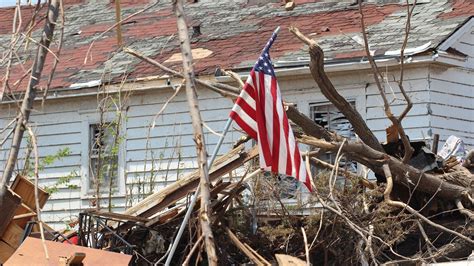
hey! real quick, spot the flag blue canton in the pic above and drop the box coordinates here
[253,30,278,77]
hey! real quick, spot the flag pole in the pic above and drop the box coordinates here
[165,117,233,266]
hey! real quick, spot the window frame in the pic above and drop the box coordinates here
[306,97,368,179]
[80,111,126,198]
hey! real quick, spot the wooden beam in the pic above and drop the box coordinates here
[0,240,15,264]
[224,227,270,266]
[0,189,21,238]
[1,222,23,249]
[85,210,149,223]
[13,213,36,221]
[67,252,86,266]
[11,175,49,210]
[275,254,306,266]
[124,144,258,218]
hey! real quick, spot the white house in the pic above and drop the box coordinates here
[0,0,472,229]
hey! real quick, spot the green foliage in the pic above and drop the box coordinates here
[44,170,79,194]
[25,147,79,195]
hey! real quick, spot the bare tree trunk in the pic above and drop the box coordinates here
[173,0,217,265]
[299,135,472,202]
[289,27,383,153]
[0,0,60,210]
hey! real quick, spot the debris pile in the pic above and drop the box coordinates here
[0,175,50,264]
[49,118,473,265]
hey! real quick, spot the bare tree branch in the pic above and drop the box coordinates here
[289,26,383,152]
[173,0,217,264]
[358,1,414,163]
[1,0,60,191]
[382,164,473,244]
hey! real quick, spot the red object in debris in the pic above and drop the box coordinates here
[64,235,79,245]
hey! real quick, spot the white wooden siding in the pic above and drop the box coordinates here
[428,65,474,148]
[1,63,470,229]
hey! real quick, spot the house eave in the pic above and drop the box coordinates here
[215,53,453,83]
[0,51,467,105]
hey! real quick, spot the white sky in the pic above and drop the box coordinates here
[0,0,44,7]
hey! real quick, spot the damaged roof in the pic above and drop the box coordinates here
[0,0,472,97]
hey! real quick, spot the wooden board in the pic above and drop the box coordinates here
[0,240,15,264]
[0,188,21,237]
[275,254,306,266]
[124,144,258,218]
[11,175,49,210]
[13,204,35,229]
[5,237,132,266]
[1,222,23,249]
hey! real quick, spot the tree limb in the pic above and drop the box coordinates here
[173,0,217,264]
[1,0,60,200]
[382,164,473,244]
[358,2,414,162]
[289,26,383,153]
[298,135,472,202]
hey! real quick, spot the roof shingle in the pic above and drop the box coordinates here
[0,0,471,96]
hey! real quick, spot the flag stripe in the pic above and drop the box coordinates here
[256,71,272,167]
[230,111,258,139]
[228,29,312,192]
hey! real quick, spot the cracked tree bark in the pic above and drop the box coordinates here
[0,0,60,223]
[173,0,217,265]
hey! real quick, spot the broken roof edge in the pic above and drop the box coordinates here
[1,36,469,105]
[0,51,461,104]
[437,16,474,52]
[216,52,444,83]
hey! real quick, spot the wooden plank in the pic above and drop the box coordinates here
[126,119,230,140]
[145,181,232,227]
[124,144,258,218]
[431,116,474,134]
[430,91,474,109]
[366,103,428,120]
[430,78,473,97]
[0,240,15,264]
[13,213,36,221]
[67,252,86,265]
[430,104,474,122]
[1,222,23,249]
[85,210,149,223]
[13,203,36,229]
[366,91,429,107]
[0,189,21,237]
[127,97,232,118]
[225,227,270,266]
[11,175,49,210]
[367,115,430,132]
[275,254,306,266]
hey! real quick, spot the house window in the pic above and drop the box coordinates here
[309,101,357,171]
[310,101,355,139]
[88,123,119,192]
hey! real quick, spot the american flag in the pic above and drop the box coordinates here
[229,28,312,191]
